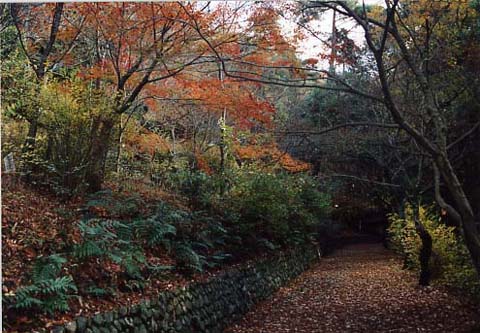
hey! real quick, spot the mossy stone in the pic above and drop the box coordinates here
[92,314,103,326]
[76,317,88,333]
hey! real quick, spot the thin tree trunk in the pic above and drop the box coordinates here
[171,127,176,157]
[219,135,225,172]
[116,114,123,175]
[329,9,337,74]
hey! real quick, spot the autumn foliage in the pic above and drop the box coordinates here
[235,141,311,173]
[2,2,328,332]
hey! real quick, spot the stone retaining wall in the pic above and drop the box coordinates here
[49,246,318,333]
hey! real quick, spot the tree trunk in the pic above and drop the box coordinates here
[413,204,432,286]
[436,156,480,277]
[460,212,480,276]
[22,118,39,153]
[418,227,432,286]
[219,141,225,172]
[329,9,337,74]
[116,115,123,175]
[85,117,115,193]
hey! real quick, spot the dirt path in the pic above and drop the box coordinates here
[224,243,480,333]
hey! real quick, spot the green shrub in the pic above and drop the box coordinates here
[11,255,77,315]
[388,205,480,296]
[222,168,331,248]
[3,75,116,197]
[167,169,228,208]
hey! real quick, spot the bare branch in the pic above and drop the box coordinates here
[276,122,399,136]
[447,122,480,150]
[322,174,401,188]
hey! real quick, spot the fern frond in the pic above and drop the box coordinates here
[32,254,67,283]
[13,276,77,314]
[115,221,134,241]
[38,276,77,294]
[148,221,176,246]
[85,286,111,297]
[42,296,70,314]
[175,243,204,272]
[14,294,43,309]
[74,240,105,258]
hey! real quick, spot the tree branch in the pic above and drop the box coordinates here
[323,174,401,188]
[276,122,399,136]
[433,163,462,226]
[447,122,480,150]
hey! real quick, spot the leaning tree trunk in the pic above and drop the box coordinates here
[436,155,480,278]
[85,117,115,193]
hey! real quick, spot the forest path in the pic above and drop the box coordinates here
[224,243,480,333]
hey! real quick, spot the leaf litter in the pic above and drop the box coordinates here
[225,243,480,333]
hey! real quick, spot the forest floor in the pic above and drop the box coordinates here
[224,243,480,333]
[1,182,271,332]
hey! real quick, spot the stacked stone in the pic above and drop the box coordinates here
[46,246,317,333]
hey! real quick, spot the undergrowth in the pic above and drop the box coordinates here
[388,205,480,298]
[5,168,333,318]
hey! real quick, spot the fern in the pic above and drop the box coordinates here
[75,203,229,280]
[116,247,146,279]
[155,202,189,224]
[85,285,112,297]
[116,221,134,242]
[32,255,67,283]
[75,218,147,279]
[210,253,232,262]
[77,219,117,241]
[39,276,77,294]
[256,238,277,250]
[74,240,105,259]
[85,190,144,218]
[14,291,43,310]
[14,277,77,315]
[174,242,205,273]
[74,219,126,259]
[85,189,114,211]
[132,203,179,248]
[42,297,70,313]
[14,285,42,309]
[134,217,176,247]
[14,254,77,314]
[148,264,175,275]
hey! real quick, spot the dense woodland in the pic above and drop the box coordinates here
[1,1,480,332]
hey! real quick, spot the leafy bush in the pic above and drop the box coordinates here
[166,169,228,208]
[222,168,331,248]
[388,205,480,296]
[12,255,77,314]
[4,75,116,197]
